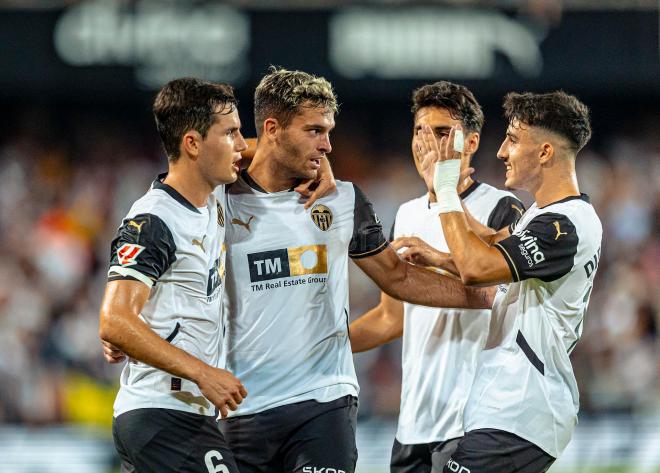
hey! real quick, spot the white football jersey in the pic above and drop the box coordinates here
[393,182,524,445]
[223,171,387,416]
[107,175,227,417]
[465,194,602,458]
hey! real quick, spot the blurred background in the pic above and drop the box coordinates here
[0,1,658,472]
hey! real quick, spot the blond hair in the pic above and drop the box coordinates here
[254,67,338,135]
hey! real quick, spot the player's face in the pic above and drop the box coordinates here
[277,106,334,181]
[412,107,471,179]
[199,107,247,186]
[497,119,542,192]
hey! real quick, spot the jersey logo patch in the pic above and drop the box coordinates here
[310,204,333,231]
[116,243,145,266]
[192,235,207,253]
[127,220,145,232]
[553,221,568,240]
[231,215,254,232]
[217,202,225,227]
[511,204,524,217]
[248,245,327,283]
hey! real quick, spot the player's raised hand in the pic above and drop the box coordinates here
[296,156,337,209]
[196,366,248,419]
[101,340,127,363]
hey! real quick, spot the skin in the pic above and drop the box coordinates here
[351,106,477,352]
[417,119,580,286]
[99,106,249,418]
[247,104,495,323]
[242,136,337,209]
[248,105,334,193]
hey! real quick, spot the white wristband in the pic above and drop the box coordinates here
[433,160,463,214]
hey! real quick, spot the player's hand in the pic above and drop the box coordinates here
[101,340,127,363]
[391,236,457,274]
[417,125,474,195]
[296,157,337,209]
[196,366,248,419]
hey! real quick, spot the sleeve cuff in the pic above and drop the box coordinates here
[108,266,154,288]
[494,243,520,282]
[349,240,388,259]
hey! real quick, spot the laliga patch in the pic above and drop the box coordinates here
[116,243,145,266]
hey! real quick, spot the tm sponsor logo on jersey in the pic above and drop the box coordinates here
[206,256,225,302]
[248,244,327,291]
[517,229,545,266]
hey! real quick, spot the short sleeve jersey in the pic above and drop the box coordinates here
[222,172,387,416]
[464,194,602,458]
[107,176,227,417]
[392,181,524,444]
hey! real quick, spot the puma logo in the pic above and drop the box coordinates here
[553,221,568,240]
[128,220,145,232]
[231,216,254,232]
[511,204,524,217]
[192,235,207,252]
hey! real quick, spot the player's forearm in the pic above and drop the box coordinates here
[440,212,498,285]
[384,263,493,309]
[99,310,206,384]
[349,306,402,353]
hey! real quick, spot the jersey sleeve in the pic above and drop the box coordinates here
[494,212,578,283]
[107,213,177,287]
[348,184,388,259]
[388,218,396,242]
[487,196,526,231]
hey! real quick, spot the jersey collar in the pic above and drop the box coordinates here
[538,193,591,209]
[241,169,298,193]
[152,173,201,214]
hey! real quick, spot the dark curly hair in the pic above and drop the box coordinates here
[411,81,484,134]
[503,91,592,152]
[153,77,237,161]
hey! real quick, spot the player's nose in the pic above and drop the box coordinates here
[236,132,248,152]
[318,134,332,154]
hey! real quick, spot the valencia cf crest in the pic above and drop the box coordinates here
[217,202,225,227]
[310,204,333,231]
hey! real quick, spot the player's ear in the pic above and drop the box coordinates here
[181,130,202,159]
[464,131,480,156]
[263,118,280,142]
[539,142,554,165]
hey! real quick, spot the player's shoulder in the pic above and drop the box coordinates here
[125,187,170,218]
[534,194,601,229]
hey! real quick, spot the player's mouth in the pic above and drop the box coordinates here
[309,157,322,169]
[505,163,513,178]
[232,156,242,173]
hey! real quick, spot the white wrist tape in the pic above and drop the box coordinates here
[453,129,464,153]
[433,160,463,213]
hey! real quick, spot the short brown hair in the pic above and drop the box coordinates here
[153,77,237,161]
[412,81,485,133]
[254,67,338,136]
[503,91,592,152]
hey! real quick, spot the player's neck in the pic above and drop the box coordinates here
[534,172,580,208]
[163,170,211,208]
[248,150,297,193]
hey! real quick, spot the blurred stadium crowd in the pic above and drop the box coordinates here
[0,102,658,432]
